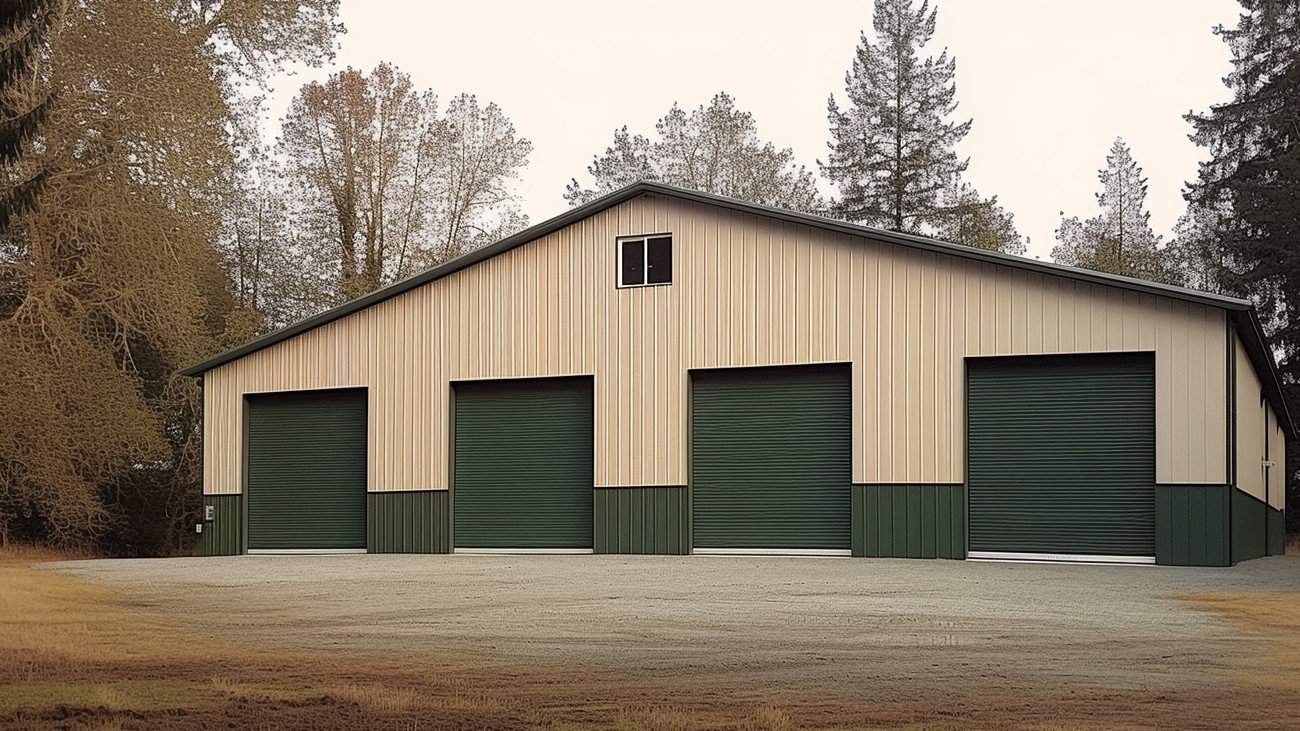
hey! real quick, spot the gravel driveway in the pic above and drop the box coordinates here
[47,553,1300,699]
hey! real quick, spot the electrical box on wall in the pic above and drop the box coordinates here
[204,505,215,521]
[195,523,203,534]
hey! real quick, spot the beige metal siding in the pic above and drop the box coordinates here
[1235,333,1268,501]
[1269,412,1286,510]
[203,193,1229,494]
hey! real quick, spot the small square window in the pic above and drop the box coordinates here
[617,235,672,288]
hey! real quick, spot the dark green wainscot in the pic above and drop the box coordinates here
[1155,484,1230,567]
[367,490,451,553]
[594,486,689,555]
[1268,505,1286,556]
[200,494,243,556]
[1231,488,1269,563]
[851,485,965,559]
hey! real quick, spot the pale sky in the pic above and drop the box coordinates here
[264,0,1238,261]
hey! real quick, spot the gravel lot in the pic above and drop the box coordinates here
[47,553,1300,699]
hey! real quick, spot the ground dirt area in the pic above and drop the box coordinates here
[4,552,1300,730]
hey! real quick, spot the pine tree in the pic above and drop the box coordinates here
[566,92,821,212]
[821,0,970,232]
[1052,138,1163,279]
[0,0,57,233]
[1186,0,1300,362]
[934,180,1026,255]
[1184,1,1300,526]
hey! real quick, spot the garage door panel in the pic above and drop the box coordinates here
[454,378,593,549]
[691,365,851,550]
[246,389,367,551]
[967,354,1155,557]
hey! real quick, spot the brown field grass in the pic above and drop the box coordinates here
[4,547,1300,730]
[1184,590,1300,692]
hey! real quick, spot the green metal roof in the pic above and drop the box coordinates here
[181,181,1293,437]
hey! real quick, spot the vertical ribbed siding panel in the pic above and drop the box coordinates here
[850,485,964,559]
[1269,417,1287,510]
[1232,488,1268,562]
[593,487,689,554]
[200,495,242,556]
[203,194,1234,499]
[1268,507,1285,556]
[367,491,450,553]
[1235,332,1270,505]
[1155,485,1229,566]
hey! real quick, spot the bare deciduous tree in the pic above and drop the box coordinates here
[0,0,342,549]
[278,67,531,301]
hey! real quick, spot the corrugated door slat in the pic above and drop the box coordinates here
[454,377,593,548]
[967,354,1155,556]
[691,365,851,549]
[246,389,367,550]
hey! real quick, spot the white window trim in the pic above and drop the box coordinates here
[616,233,671,288]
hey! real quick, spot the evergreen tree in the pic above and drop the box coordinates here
[1163,199,1234,292]
[934,180,1026,255]
[1186,0,1300,362]
[0,0,57,233]
[566,92,821,212]
[1052,138,1164,279]
[821,0,970,232]
[1184,0,1300,528]
[0,0,343,550]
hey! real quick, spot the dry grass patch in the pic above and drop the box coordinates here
[1184,590,1300,691]
[327,682,421,712]
[608,705,697,731]
[209,675,316,703]
[0,550,219,681]
[0,680,219,714]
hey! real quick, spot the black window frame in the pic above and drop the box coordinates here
[616,233,672,288]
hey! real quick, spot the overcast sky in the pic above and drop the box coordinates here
[264,0,1239,261]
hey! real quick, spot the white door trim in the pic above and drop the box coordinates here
[968,551,1155,565]
[453,548,595,555]
[692,548,853,557]
[246,548,368,555]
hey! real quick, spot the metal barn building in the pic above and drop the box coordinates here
[184,182,1291,565]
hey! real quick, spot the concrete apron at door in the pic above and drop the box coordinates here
[968,551,1156,565]
[246,549,368,555]
[453,548,594,554]
[692,548,852,557]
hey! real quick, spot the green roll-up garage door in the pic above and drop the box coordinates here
[691,365,851,551]
[967,353,1155,559]
[453,377,593,549]
[246,389,367,551]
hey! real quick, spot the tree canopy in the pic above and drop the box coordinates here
[822,0,970,233]
[566,92,822,212]
[1052,138,1166,280]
